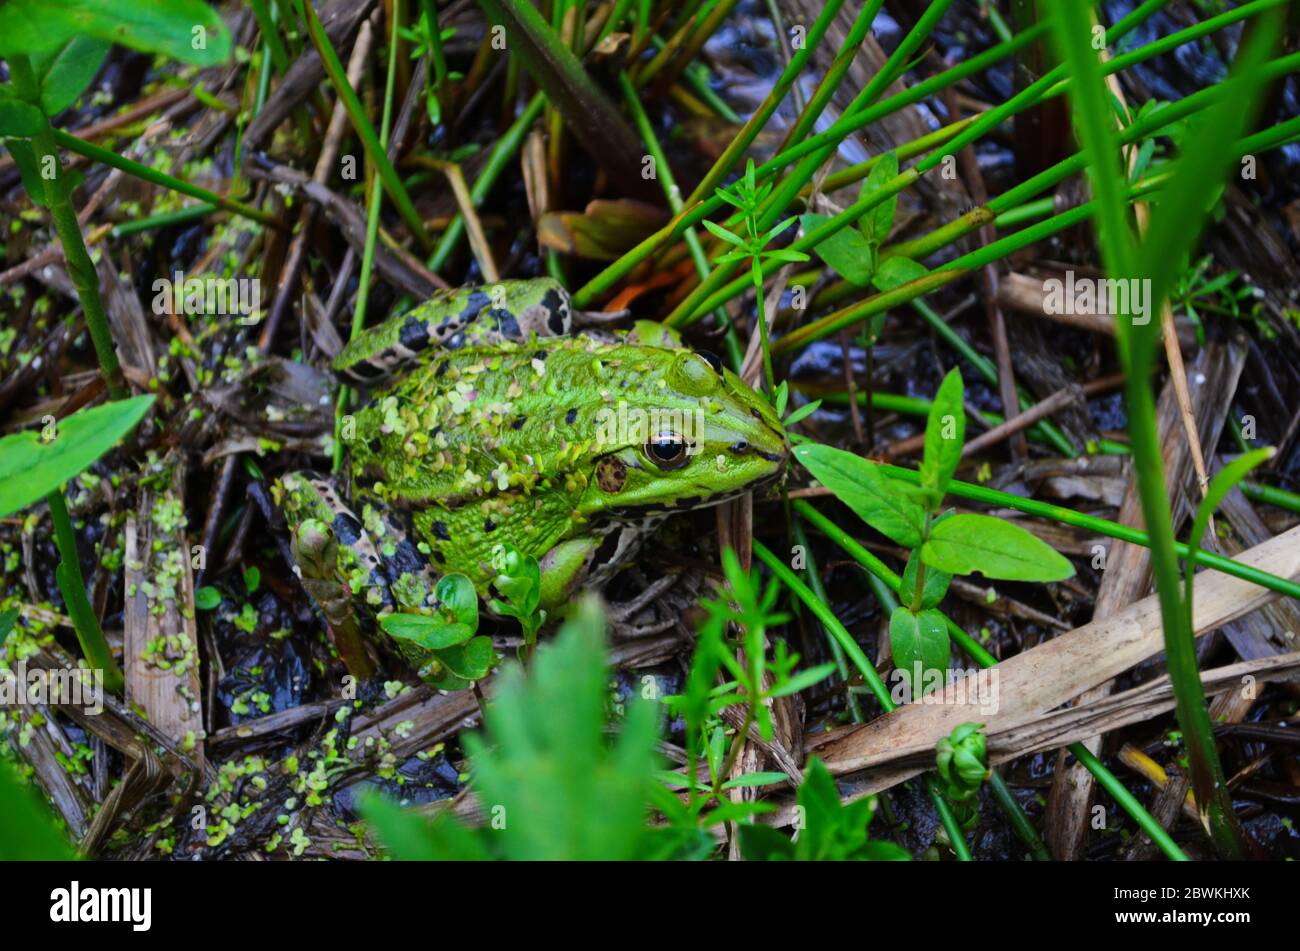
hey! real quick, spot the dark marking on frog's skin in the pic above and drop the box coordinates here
[596,457,627,493]
[459,290,490,324]
[484,518,497,533]
[532,349,549,361]
[594,529,622,565]
[511,415,527,430]
[332,512,364,546]
[565,408,578,425]
[431,520,451,540]
[346,361,386,382]
[399,317,431,351]
[757,450,783,463]
[435,360,449,377]
[431,549,446,564]
[388,534,429,577]
[486,308,521,339]
[541,288,569,334]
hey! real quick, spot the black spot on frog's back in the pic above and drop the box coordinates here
[565,408,578,425]
[458,289,490,323]
[387,535,428,576]
[399,317,431,351]
[541,288,568,334]
[487,308,521,339]
[332,512,364,546]
[431,520,451,540]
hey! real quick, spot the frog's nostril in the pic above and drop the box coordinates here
[731,439,749,453]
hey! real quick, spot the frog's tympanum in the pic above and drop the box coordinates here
[276,278,788,685]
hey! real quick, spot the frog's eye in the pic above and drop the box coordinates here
[644,432,690,470]
[697,350,724,375]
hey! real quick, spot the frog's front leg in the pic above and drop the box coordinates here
[534,523,664,619]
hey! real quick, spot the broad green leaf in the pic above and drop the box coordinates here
[922,514,1075,582]
[242,565,260,594]
[0,757,76,859]
[854,840,912,861]
[435,573,478,629]
[801,211,875,286]
[35,36,111,114]
[0,0,232,66]
[0,99,47,137]
[380,613,473,650]
[871,255,928,292]
[194,586,221,611]
[889,605,950,691]
[919,367,965,505]
[0,607,18,642]
[860,151,900,244]
[795,443,926,548]
[900,548,951,610]
[0,395,154,518]
[438,635,495,680]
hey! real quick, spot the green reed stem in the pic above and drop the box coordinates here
[8,57,127,400]
[427,92,546,273]
[296,0,431,252]
[48,489,124,695]
[53,130,280,230]
[618,72,744,370]
[333,0,403,472]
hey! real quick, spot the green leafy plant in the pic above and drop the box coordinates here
[659,549,836,830]
[935,722,989,831]
[380,573,495,690]
[488,542,547,660]
[738,758,910,861]
[1049,0,1282,859]
[796,368,1073,687]
[801,151,930,293]
[362,597,667,860]
[0,395,154,694]
[705,158,810,394]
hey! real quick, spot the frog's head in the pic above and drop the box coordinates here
[578,348,789,520]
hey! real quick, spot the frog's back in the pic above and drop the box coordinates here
[332,279,573,384]
[349,334,670,508]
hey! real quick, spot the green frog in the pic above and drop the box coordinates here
[275,278,787,687]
